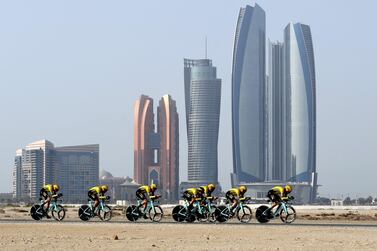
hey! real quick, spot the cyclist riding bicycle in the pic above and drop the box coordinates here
[225,185,247,214]
[88,185,109,215]
[265,185,293,217]
[136,184,159,217]
[40,184,60,218]
[199,184,216,200]
[183,187,204,211]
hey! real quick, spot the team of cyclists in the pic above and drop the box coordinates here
[39,182,293,219]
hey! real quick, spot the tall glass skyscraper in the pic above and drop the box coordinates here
[231,4,266,184]
[184,59,221,185]
[284,23,316,188]
[268,40,285,181]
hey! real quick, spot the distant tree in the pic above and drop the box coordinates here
[366,196,373,205]
[357,197,366,205]
[343,197,352,205]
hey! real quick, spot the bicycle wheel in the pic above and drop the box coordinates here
[236,205,252,223]
[30,204,43,221]
[280,205,296,224]
[125,205,139,222]
[78,205,92,221]
[255,205,270,223]
[172,205,183,222]
[52,205,66,221]
[149,205,163,222]
[215,205,230,223]
[99,205,112,221]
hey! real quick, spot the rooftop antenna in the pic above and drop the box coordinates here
[205,36,207,59]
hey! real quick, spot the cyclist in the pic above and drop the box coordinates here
[40,184,60,218]
[183,187,203,211]
[265,185,293,217]
[199,183,216,202]
[136,184,159,217]
[225,185,247,214]
[88,185,109,215]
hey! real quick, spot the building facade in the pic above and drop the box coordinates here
[158,95,179,201]
[231,4,266,184]
[184,58,221,186]
[134,95,179,201]
[284,23,317,201]
[267,40,285,181]
[12,140,99,203]
[55,144,99,203]
[134,95,155,186]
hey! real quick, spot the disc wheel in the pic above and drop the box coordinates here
[125,205,139,222]
[99,205,112,221]
[215,205,230,223]
[52,205,66,221]
[236,205,252,223]
[78,205,92,221]
[172,205,184,222]
[255,205,270,223]
[30,204,43,221]
[280,205,296,224]
[149,205,163,222]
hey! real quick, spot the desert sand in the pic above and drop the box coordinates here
[0,222,377,251]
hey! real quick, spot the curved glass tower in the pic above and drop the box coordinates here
[232,4,266,183]
[184,59,221,184]
[284,23,316,183]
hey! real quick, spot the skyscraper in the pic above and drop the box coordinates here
[12,149,23,199]
[134,95,155,185]
[158,95,179,201]
[184,58,221,186]
[284,23,317,194]
[231,4,266,184]
[268,40,285,181]
[134,95,179,201]
[12,140,99,202]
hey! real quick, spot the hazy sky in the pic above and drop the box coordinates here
[1,1,376,198]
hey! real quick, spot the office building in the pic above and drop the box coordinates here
[284,23,317,201]
[134,95,179,201]
[231,4,266,184]
[12,140,99,202]
[184,58,221,187]
[267,40,285,181]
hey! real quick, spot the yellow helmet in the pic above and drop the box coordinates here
[285,185,292,193]
[239,185,247,193]
[208,183,215,192]
[53,184,60,191]
[150,184,157,191]
[101,185,109,192]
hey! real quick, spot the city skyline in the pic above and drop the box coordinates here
[1,1,376,198]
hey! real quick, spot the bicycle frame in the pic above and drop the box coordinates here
[271,201,289,218]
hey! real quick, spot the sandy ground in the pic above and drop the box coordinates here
[0,222,376,251]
